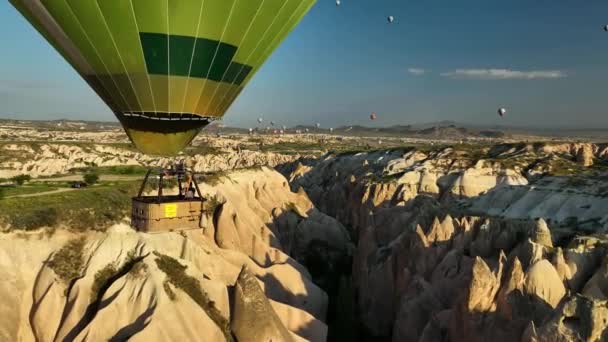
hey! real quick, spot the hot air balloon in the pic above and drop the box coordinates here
[387,16,395,24]
[258,117,264,124]
[498,108,507,117]
[336,0,341,6]
[370,112,377,120]
[10,0,317,155]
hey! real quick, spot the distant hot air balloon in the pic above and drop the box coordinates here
[316,123,321,128]
[336,0,341,6]
[370,112,377,120]
[258,117,264,124]
[10,0,317,155]
[498,108,507,117]
[387,16,395,23]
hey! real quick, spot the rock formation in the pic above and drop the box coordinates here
[0,168,348,341]
[280,144,608,341]
[0,142,301,178]
[576,144,594,167]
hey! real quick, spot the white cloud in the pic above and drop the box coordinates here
[440,68,566,80]
[408,68,426,75]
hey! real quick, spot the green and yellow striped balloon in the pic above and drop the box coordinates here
[10,0,316,155]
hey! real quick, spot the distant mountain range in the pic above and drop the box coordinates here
[1,117,606,140]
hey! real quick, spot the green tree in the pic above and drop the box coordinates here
[83,173,99,185]
[11,174,31,186]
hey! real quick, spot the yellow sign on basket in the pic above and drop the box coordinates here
[164,204,177,218]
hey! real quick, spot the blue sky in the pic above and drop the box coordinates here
[1,0,608,129]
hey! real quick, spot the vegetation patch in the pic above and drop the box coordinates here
[163,280,177,301]
[83,173,99,185]
[204,195,224,215]
[71,165,148,176]
[92,248,147,301]
[154,252,232,341]
[11,207,59,230]
[91,262,118,301]
[0,180,139,231]
[11,174,31,186]
[47,238,86,284]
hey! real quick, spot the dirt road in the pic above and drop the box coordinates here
[5,188,75,199]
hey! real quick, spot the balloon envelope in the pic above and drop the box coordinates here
[11,0,316,155]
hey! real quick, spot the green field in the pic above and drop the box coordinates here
[0,181,140,231]
[70,165,149,176]
[1,183,63,197]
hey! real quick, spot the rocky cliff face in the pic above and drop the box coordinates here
[0,167,350,342]
[280,143,608,341]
